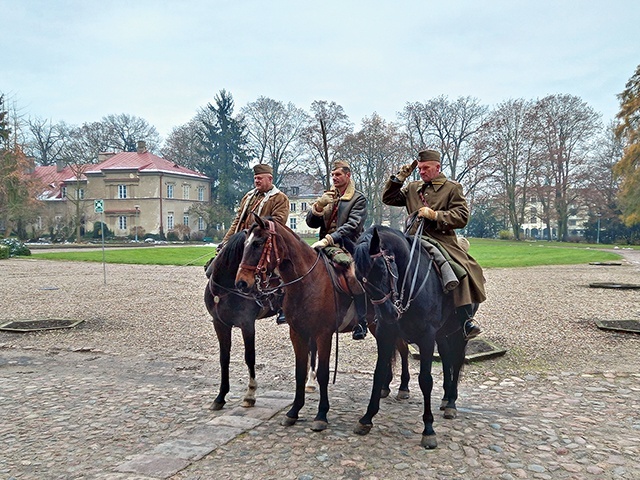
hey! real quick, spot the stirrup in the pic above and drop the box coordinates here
[352,323,367,340]
[276,312,287,325]
[463,320,481,340]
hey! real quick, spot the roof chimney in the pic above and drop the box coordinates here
[98,152,116,163]
[137,141,147,154]
[56,159,66,172]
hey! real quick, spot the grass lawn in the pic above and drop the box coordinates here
[29,238,628,268]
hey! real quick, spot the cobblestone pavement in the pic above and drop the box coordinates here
[1,250,639,480]
[1,348,639,480]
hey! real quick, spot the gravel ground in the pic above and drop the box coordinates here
[1,248,639,382]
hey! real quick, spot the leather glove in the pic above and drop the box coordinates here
[314,191,336,210]
[393,160,418,182]
[418,206,437,221]
[311,234,334,250]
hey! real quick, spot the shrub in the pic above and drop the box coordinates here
[0,245,9,259]
[190,230,205,242]
[1,238,32,257]
[166,230,179,241]
[498,230,514,240]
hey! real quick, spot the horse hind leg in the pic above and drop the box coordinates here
[210,319,232,411]
[396,340,411,400]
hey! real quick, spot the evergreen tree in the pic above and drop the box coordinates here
[197,90,252,210]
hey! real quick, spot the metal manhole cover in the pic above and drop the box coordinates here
[589,282,640,289]
[409,338,507,363]
[0,318,85,332]
[595,320,640,334]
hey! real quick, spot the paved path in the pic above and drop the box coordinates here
[1,347,639,480]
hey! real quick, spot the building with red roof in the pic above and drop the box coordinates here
[32,141,210,239]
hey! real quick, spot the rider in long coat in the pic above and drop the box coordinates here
[382,149,486,339]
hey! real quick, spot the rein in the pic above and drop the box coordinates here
[362,220,434,320]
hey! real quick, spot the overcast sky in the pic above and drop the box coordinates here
[3,0,639,141]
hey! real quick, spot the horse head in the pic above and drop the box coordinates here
[235,213,284,293]
[355,227,401,321]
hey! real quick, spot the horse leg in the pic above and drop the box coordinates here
[240,325,257,407]
[210,319,232,411]
[306,338,318,393]
[310,334,332,431]
[396,339,411,400]
[354,326,396,435]
[417,337,437,449]
[282,330,310,427]
[437,329,466,419]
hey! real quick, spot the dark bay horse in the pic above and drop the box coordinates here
[352,225,469,449]
[234,215,410,431]
[204,230,279,410]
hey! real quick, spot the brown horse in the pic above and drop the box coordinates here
[235,214,409,431]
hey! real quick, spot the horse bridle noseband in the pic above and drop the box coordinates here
[361,221,434,320]
[239,220,321,295]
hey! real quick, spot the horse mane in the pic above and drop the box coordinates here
[209,230,247,286]
[354,225,410,274]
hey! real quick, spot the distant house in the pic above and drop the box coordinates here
[32,141,210,239]
[279,171,324,237]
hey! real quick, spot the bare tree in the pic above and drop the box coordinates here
[24,118,69,166]
[101,114,160,152]
[399,95,490,183]
[529,94,601,241]
[341,113,407,226]
[241,96,309,185]
[481,99,537,239]
[161,119,204,171]
[300,100,353,189]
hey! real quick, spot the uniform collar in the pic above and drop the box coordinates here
[332,180,356,201]
[420,173,447,191]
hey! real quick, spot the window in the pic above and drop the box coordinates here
[198,217,204,230]
[290,217,297,230]
[61,187,67,198]
[301,202,308,211]
[291,186,299,196]
[167,212,174,230]
[183,215,189,227]
[77,188,85,200]
[183,184,190,199]
[198,186,205,201]
[530,216,537,223]
[290,203,296,212]
[167,184,174,199]
[118,216,127,230]
[118,184,127,199]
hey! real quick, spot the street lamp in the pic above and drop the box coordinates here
[134,205,140,242]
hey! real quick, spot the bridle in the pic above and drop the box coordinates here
[238,220,321,295]
[360,221,434,320]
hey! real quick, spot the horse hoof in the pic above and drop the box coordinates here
[310,420,328,432]
[281,415,297,427]
[242,398,256,408]
[421,434,437,449]
[209,401,225,411]
[439,399,448,411]
[380,388,390,399]
[396,390,410,400]
[353,422,372,435]
[443,407,457,419]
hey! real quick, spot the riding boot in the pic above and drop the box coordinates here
[457,304,481,339]
[276,309,287,325]
[352,294,368,340]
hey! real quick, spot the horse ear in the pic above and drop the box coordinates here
[370,228,381,256]
[253,213,266,229]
